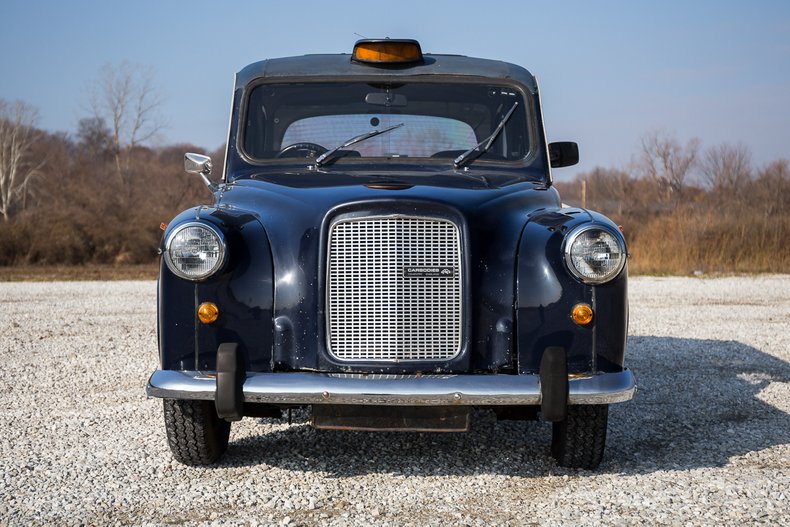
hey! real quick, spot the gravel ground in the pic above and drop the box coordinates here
[1,276,788,526]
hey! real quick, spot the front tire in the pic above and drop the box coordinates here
[163,399,231,465]
[551,404,608,469]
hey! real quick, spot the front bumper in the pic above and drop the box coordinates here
[146,369,636,406]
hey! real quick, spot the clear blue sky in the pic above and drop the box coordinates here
[1,0,789,180]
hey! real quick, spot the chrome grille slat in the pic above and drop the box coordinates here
[327,217,462,361]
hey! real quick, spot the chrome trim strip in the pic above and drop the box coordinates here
[534,76,553,185]
[146,369,635,406]
[222,75,235,183]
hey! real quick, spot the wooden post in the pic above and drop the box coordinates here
[581,179,587,208]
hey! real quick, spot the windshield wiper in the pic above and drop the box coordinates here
[453,101,519,169]
[315,122,405,167]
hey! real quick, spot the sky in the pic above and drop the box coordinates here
[1,0,789,180]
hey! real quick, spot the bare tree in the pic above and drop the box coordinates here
[0,99,43,221]
[580,167,633,216]
[89,62,165,189]
[76,117,114,160]
[701,142,753,192]
[638,130,700,204]
[752,158,789,217]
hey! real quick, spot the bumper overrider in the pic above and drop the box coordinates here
[146,346,636,421]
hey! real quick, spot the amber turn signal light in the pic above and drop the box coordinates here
[352,39,423,64]
[571,303,593,325]
[197,302,219,324]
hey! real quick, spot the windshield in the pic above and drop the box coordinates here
[242,81,531,166]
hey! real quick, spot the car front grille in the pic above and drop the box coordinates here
[327,216,463,361]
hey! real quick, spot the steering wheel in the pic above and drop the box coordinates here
[275,142,328,159]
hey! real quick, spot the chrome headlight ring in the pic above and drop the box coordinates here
[563,224,626,285]
[163,221,227,281]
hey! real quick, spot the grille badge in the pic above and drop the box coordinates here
[403,267,456,278]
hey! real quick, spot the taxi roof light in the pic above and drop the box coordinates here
[352,39,423,64]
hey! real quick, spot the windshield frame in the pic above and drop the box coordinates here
[236,75,539,171]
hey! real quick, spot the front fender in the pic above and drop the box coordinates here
[157,206,274,372]
[515,208,628,374]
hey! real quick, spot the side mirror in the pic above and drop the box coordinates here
[184,152,218,193]
[548,142,579,168]
[185,152,212,175]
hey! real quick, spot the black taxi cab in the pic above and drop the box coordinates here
[146,39,635,469]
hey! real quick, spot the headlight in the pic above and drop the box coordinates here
[164,222,226,280]
[564,225,626,284]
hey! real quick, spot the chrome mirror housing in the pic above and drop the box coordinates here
[184,152,212,175]
[184,152,218,193]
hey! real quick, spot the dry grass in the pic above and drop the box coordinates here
[625,212,790,275]
[0,264,158,282]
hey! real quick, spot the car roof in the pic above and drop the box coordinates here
[236,53,537,93]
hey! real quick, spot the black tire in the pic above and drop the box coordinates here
[163,399,231,465]
[551,404,608,469]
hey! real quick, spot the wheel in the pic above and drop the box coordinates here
[275,142,327,159]
[551,404,608,469]
[163,399,231,465]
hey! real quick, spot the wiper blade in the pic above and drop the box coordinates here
[453,101,519,169]
[315,122,405,167]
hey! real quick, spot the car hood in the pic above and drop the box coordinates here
[219,171,560,221]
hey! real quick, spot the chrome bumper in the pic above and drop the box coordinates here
[146,369,635,406]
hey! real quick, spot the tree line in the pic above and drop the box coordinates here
[0,63,217,266]
[0,65,788,273]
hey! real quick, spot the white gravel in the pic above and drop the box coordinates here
[0,276,789,526]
